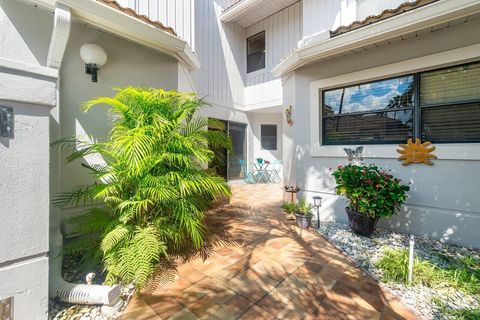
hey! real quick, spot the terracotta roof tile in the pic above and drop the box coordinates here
[330,0,439,37]
[222,0,243,13]
[96,0,176,35]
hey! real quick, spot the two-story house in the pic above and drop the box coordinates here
[1,0,479,318]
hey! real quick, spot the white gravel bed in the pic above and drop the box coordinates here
[49,255,134,320]
[317,222,480,320]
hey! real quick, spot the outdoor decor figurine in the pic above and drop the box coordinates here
[397,138,437,166]
[344,146,364,162]
[285,105,293,126]
[284,185,300,203]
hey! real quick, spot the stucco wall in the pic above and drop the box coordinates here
[0,1,54,318]
[251,113,283,163]
[0,0,53,65]
[283,17,480,248]
[57,22,179,195]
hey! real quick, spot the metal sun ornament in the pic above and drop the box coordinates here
[397,138,437,166]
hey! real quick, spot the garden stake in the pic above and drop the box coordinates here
[408,235,415,286]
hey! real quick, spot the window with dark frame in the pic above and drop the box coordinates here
[261,124,277,150]
[321,61,480,145]
[247,31,265,73]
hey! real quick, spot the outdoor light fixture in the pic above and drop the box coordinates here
[80,43,107,82]
[312,196,322,228]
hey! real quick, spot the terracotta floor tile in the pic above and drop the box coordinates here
[224,268,280,303]
[142,294,185,319]
[120,298,161,320]
[124,183,418,320]
[238,305,274,320]
[175,277,222,306]
[250,258,291,282]
[168,308,199,320]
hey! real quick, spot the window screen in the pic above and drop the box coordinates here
[322,76,415,145]
[261,124,277,150]
[247,32,265,73]
[321,61,480,145]
[420,62,480,143]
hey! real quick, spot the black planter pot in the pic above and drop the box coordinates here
[345,207,379,236]
[295,213,312,229]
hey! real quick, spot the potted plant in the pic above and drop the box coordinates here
[281,202,296,220]
[331,164,409,236]
[294,199,313,229]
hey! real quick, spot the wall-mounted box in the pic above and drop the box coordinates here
[0,106,14,138]
[0,297,13,320]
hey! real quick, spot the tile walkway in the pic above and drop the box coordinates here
[121,183,418,320]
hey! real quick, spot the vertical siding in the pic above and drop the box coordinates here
[193,0,246,108]
[357,0,415,21]
[303,0,415,40]
[245,1,303,107]
[302,0,342,38]
[115,0,195,49]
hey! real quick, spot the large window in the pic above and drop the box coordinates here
[321,61,480,145]
[247,32,265,73]
[261,124,277,150]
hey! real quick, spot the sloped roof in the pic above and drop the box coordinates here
[330,0,439,37]
[97,0,176,35]
[222,0,242,13]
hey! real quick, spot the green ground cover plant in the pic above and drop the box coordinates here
[376,247,480,294]
[433,298,480,320]
[54,88,231,289]
[377,247,480,319]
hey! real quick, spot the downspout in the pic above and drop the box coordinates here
[47,3,120,312]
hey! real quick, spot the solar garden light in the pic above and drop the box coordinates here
[312,196,322,229]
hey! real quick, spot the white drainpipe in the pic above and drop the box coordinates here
[47,3,121,312]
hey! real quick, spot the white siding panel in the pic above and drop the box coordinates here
[357,0,415,21]
[302,0,342,39]
[194,0,246,108]
[118,0,195,49]
[245,1,302,107]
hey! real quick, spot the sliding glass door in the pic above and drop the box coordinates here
[228,122,246,180]
[208,119,246,181]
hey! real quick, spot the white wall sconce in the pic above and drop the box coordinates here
[80,43,107,82]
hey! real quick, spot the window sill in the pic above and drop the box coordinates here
[310,143,480,160]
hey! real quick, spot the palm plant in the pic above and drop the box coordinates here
[54,87,231,289]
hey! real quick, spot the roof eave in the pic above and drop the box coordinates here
[30,0,200,70]
[272,0,480,77]
[219,0,258,23]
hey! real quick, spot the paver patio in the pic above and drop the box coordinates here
[122,183,417,320]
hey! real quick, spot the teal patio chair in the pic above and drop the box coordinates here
[240,160,256,183]
[269,160,283,183]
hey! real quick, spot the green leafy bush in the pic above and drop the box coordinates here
[295,199,312,216]
[331,164,409,218]
[54,88,231,289]
[376,248,480,295]
[281,202,296,215]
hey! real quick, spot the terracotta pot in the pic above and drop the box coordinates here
[345,207,379,236]
[295,213,311,229]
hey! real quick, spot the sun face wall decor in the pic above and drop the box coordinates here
[397,138,437,166]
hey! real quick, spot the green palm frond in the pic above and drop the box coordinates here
[54,87,231,289]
